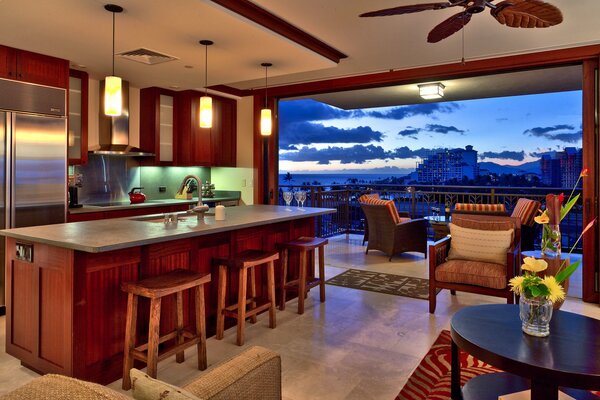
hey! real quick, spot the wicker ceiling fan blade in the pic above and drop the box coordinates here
[360,2,452,17]
[427,12,472,43]
[492,0,563,28]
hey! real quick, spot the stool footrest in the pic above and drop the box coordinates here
[223,301,272,319]
[284,277,321,291]
[132,336,201,364]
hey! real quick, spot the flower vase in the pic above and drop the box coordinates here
[519,296,553,337]
[540,224,561,258]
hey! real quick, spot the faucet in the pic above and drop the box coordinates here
[176,175,209,219]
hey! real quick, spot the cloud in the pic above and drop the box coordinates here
[367,103,460,120]
[391,146,447,159]
[524,124,582,143]
[480,150,526,161]
[496,117,509,122]
[398,127,422,138]
[279,122,384,148]
[279,99,362,124]
[424,124,465,134]
[280,145,390,165]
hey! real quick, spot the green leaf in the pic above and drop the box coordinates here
[555,260,581,283]
[561,194,580,221]
[530,286,542,297]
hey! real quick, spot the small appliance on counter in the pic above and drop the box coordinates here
[128,187,146,204]
[68,174,84,208]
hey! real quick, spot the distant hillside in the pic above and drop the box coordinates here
[479,160,540,175]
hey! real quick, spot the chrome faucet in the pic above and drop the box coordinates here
[176,175,209,219]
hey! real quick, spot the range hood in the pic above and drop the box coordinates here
[90,79,155,157]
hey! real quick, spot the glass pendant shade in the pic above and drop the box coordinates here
[260,108,272,136]
[199,95,213,128]
[104,75,122,116]
[418,83,445,100]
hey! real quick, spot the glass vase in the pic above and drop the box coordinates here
[540,224,561,258]
[519,296,553,337]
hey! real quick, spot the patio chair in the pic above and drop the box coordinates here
[428,214,521,313]
[360,201,428,261]
[510,198,541,251]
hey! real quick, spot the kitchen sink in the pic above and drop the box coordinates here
[130,211,214,223]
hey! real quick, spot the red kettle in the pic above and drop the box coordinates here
[128,187,146,204]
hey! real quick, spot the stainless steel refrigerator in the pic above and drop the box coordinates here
[0,78,67,315]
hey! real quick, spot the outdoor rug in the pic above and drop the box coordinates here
[325,268,435,300]
[396,330,600,400]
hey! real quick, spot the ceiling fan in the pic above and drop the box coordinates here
[359,0,563,43]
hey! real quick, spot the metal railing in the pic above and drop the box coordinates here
[278,183,584,251]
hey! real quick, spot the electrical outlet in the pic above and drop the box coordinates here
[158,186,167,193]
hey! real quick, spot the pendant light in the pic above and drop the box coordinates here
[104,4,123,116]
[199,40,214,128]
[260,62,273,136]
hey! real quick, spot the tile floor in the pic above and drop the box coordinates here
[0,234,598,399]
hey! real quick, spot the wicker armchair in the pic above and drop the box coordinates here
[360,202,428,261]
[428,214,521,313]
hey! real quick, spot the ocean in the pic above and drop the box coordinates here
[278,173,402,187]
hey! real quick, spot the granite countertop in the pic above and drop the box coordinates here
[1,205,336,253]
[69,196,239,214]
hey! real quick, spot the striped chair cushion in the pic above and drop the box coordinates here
[511,198,541,227]
[359,194,401,224]
[454,203,506,215]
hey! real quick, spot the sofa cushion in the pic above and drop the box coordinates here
[435,259,507,289]
[454,203,506,215]
[130,368,201,400]
[447,224,514,266]
[359,196,401,224]
[511,198,541,227]
[0,374,130,400]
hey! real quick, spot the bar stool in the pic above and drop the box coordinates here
[214,250,278,346]
[278,237,328,314]
[121,269,211,390]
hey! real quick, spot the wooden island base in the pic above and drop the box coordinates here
[5,217,314,384]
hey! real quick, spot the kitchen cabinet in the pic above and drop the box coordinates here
[0,45,69,88]
[140,87,176,165]
[68,70,89,165]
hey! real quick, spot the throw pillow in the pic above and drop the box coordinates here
[447,224,514,266]
[130,368,201,400]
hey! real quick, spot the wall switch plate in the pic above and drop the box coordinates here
[16,242,33,263]
[158,186,167,193]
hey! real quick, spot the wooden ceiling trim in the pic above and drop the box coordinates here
[209,0,347,64]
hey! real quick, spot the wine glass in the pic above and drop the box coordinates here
[299,191,307,209]
[283,191,293,210]
[294,191,302,208]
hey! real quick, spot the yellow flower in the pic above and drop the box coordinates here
[534,210,549,224]
[521,257,548,273]
[542,276,565,303]
[509,276,525,294]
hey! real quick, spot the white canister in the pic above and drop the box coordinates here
[215,205,226,221]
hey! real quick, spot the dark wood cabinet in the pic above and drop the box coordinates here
[211,96,237,166]
[68,70,89,165]
[67,204,190,223]
[140,87,176,165]
[0,45,69,88]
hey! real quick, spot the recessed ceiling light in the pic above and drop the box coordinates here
[418,83,445,100]
[184,65,194,69]
[169,85,180,89]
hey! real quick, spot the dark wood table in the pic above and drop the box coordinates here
[424,215,451,241]
[450,304,600,400]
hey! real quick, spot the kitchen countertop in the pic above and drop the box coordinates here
[69,196,239,214]
[1,205,336,253]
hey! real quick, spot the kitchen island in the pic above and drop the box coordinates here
[1,205,335,384]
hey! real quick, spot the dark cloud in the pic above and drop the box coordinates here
[280,145,389,165]
[367,103,460,120]
[480,150,526,161]
[279,122,384,148]
[424,124,465,134]
[398,127,421,137]
[529,151,554,158]
[279,99,362,123]
[496,117,509,122]
[524,125,582,143]
[391,146,448,159]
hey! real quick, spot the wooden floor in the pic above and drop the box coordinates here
[1,234,598,400]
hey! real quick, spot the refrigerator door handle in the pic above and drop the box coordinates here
[5,113,13,229]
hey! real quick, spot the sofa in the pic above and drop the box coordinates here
[0,346,281,400]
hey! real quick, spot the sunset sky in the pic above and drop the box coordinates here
[278,91,582,174]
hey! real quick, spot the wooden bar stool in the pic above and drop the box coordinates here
[278,237,328,314]
[214,250,278,346]
[121,269,211,390]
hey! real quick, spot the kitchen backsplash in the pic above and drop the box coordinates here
[139,166,210,200]
[73,155,140,204]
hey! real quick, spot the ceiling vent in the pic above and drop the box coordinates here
[117,48,178,65]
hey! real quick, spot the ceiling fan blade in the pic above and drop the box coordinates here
[360,2,452,17]
[492,0,563,28]
[427,12,472,43]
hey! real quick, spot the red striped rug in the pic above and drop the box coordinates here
[396,330,599,400]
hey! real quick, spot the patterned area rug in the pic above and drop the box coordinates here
[396,330,600,400]
[325,269,434,300]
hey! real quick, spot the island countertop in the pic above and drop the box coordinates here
[0,205,335,253]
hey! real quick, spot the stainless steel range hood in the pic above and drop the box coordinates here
[90,79,154,157]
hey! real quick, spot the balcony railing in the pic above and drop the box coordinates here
[278,183,584,251]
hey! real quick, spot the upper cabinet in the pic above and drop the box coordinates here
[0,45,69,88]
[68,70,89,165]
[141,88,236,167]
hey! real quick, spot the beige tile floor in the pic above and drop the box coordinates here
[0,234,598,399]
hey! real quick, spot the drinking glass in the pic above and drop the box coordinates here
[283,191,293,210]
[299,191,307,209]
[294,191,302,208]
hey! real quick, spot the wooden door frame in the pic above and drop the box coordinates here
[252,45,600,302]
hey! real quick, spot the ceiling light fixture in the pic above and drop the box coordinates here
[260,62,273,136]
[418,82,445,100]
[104,4,123,116]
[199,40,214,128]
